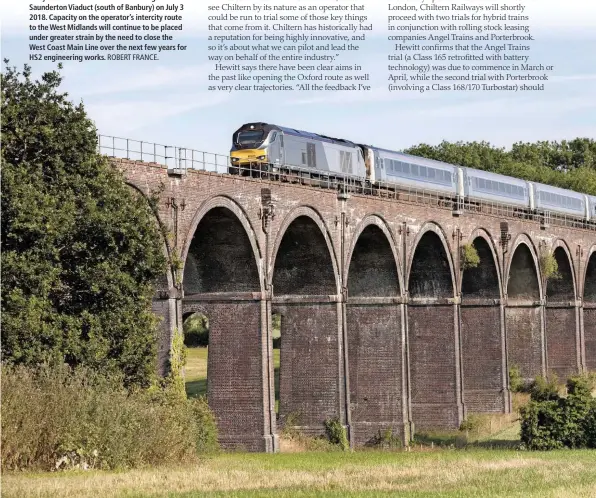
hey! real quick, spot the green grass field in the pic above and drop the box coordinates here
[4,450,596,497]
[6,347,596,497]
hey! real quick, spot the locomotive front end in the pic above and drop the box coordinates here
[229,123,270,175]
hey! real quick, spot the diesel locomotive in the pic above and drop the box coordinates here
[229,122,596,223]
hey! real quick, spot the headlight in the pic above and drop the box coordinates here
[257,155,266,160]
[231,157,239,162]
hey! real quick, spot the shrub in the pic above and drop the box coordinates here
[520,374,596,450]
[0,363,219,471]
[324,417,349,451]
[190,396,219,453]
[539,251,560,281]
[461,243,480,270]
[520,400,565,450]
[509,365,526,393]
[529,374,560,402]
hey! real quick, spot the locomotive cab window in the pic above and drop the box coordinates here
[237,130,264,146]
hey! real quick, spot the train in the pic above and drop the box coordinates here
[229,122,596,223]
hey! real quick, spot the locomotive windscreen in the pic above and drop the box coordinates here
[236,130,264,146]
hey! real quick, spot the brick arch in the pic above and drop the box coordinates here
[584,245,596,371]
[407,222,460,430]
[583,245,596,302]
[545,239,579,379]
[460,228,502,300]
[269,206,339,295]
[271,206,342,433]
[547,240,577,301]
[181,302,210,318]
[344,215,406,444]
[505,234,544,383]
[505,234,543,301]
[406,222,456,299]
[181,195,263,294]
[179,196,269,452]
[345,215,404,296]
[459,227,506,413]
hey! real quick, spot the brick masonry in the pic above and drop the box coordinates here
[116,158,596,451]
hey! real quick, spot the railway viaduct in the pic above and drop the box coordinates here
[115,156,596,453]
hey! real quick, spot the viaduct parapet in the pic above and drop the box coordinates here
[116,158,596,452]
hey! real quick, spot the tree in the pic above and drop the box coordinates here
[1,61,167,386]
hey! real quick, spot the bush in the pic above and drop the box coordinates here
[539,251,560,281]
[0,364,219,471]
[461,243,480,270]
[324,417,349,451]
[529,374,560,402]
[190,396,219,453]
[509,365,526,393]
[520,400,565,450]
[520,374,596,450]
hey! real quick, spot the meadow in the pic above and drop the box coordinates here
[4,449,596,497]
[6,348,596,498]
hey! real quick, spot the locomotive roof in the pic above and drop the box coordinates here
[236,123,358,147]
[276,125,358,147]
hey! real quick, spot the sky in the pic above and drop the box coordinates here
[2,0,596,163]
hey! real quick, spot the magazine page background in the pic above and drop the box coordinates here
[2,0,595,157]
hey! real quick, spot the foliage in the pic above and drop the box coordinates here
[460,414,483,433]
[539,251,560,281]
[520,374,596,450]
[1,61,167,387]
[460,243,480,271]
[509,365,526,393]
[164,327,187,396]
[189,396,220,454]
[324,417,350,451]
[0,363,219,471]
[405,139,596,196]
[367,428,402,449]
[183,313,209,347]
[529,373,560,402]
